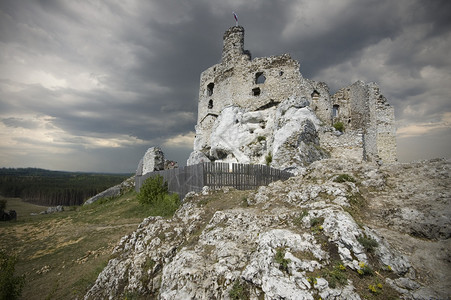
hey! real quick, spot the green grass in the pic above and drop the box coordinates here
[229,280,249,300]
[275,248,291,273]
[333,174,356,183]
[357,235,379,253]
[333,122,345,132]
[0,190,154,300]
[0,196,49,221]
[265,152,272,166]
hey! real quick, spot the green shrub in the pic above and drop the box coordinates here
[0,250,25,300]
[333,174,355,183]
[310,216,325,233]
[293,209,308,226]
[257,136,266,142]
[368,283,383,294]
[148,193,180,217]
[333,122,345,132]
[229,280,249,300]
[357,262,374,276]
[275,248,291,273]
[137,175,168,205]
[265,152,272,166]
[324,263,348,288]
[310,217,324,227]
[357,236,378,253]
[137,175,179,217]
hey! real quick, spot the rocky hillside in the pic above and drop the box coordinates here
[85,158,450,299]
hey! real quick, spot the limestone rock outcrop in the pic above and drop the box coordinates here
[85,158,450,299]
[136,147,165,176]
[83,177,135,205]
[135,147,179,177]
[189,97,328,174]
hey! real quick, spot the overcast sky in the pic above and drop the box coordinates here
[1,0,450,173]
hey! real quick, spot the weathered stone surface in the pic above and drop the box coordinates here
[85,159,450,300]
[84,177,134,205]
[186,150,211,166]
[137,147,165,176]
[194,100,326,174]
[46,205,64,213]
[164,159,178,170]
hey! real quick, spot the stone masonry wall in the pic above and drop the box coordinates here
[331,81,397,163]
[375,93,397,162]
[319,130,364,162]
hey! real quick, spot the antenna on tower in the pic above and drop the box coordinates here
[233,12,238,26]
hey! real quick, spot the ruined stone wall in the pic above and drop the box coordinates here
[319,130,364,161]
[375,94,397,162]
[363,83,380,161]
[329,81,397,163]
[305,80,332,125]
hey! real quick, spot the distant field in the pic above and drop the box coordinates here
[0,189,154,299]
[1,196,49,219]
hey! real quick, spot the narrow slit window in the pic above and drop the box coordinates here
[311,90,320,99]
[332,104,339,117]
[252,87,261,96]
[207,82,214,96]
[208,99,213,109]
[255,72,266,84]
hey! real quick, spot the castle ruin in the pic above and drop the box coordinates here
[189,26,396,168]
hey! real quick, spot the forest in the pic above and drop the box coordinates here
[0,168,131,206]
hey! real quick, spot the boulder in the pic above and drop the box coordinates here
[138,147,165,176]
[84,177,135,206]
[186,150,211,165]
[84,186,121,205]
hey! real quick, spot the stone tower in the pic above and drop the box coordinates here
[221,26,247,65]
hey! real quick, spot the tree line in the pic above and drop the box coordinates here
[0,168,131,206]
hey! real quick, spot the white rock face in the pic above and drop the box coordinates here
[186,150,210,166]
[85,159,450,300]
[139,147,165,175]
[191,97,328,173]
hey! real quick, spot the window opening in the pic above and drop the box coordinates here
[207,83,214,96]
[252,87,261,96]
[208,100,213,109]
[311,90,320,99]
[255,72,266,84]
[332,105,339,117]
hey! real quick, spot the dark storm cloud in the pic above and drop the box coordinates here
[0,0,450,171]
[1,117,40,129]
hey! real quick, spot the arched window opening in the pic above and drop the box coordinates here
[311,90,320,99]
[208,99,213,109]
[255,72,266,84]
[332,104,340,117]
[252,87,261,96]
[207,83,214,96]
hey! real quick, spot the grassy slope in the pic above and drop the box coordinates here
[0,191,151,300]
